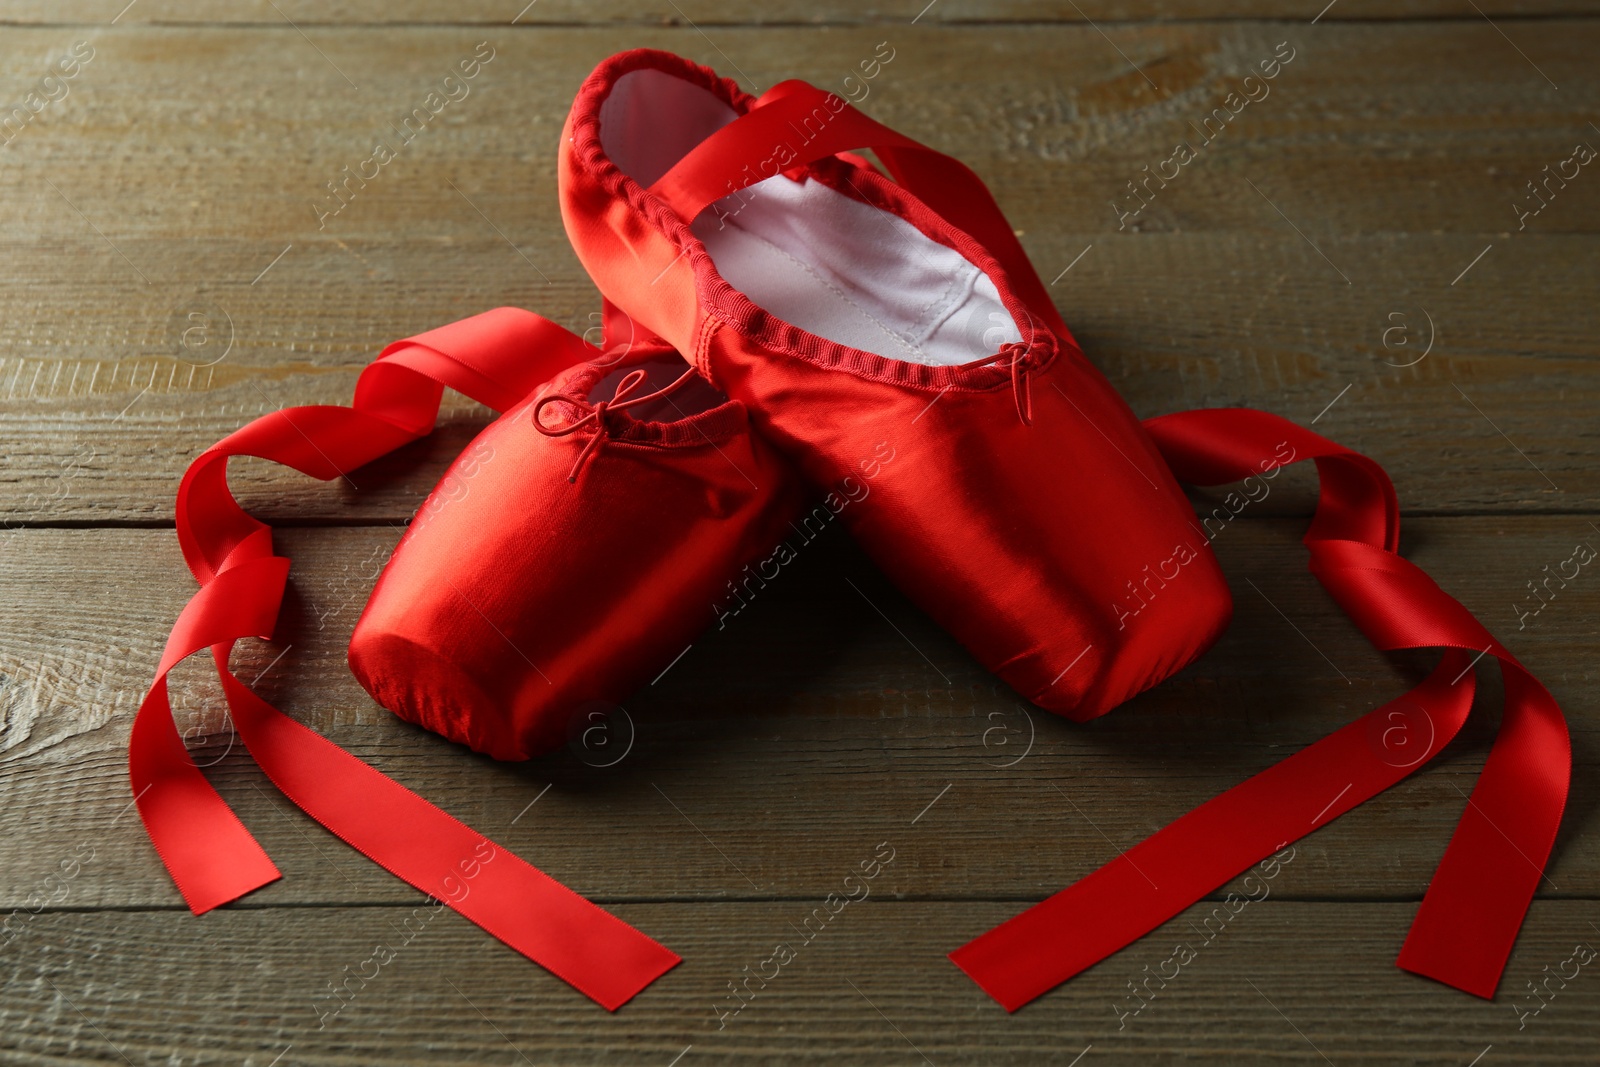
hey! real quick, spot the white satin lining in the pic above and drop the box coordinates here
[600,68,1022,367]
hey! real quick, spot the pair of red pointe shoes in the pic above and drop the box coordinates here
[132,47,1566,1017]
[355,47,1229,759]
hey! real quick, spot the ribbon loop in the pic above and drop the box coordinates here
[532,363,702,482]
[952,407,1569,1007]
[131,308,681,1009]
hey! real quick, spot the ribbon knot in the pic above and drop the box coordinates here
[534,364,700,482]
[977,341,1032,425]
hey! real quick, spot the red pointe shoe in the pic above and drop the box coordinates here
[559,50,1231,718]
[350,324,802,761]
[133,306,786,1010]
[555,57,1569,1014]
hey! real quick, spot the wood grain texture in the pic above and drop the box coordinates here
[3,519,1596,911]
[4,0,1599,24]
[0,233,1596,521]
[1,22,1596,521]
[3,902,1598,1065]
[1,24,1593,238]
[2,7,1596,1064]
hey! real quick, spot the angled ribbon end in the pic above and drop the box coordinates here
[593,945,684,1012]
[178,859,283,917]
[1396,946,1501,1001]
[948,946,1030,1014]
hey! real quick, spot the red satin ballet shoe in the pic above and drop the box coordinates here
[552,53,1570,1012]
[559,49,1232,718]
[350,331,802,761]
[132,306,748,1010]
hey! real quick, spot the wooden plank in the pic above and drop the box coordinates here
[3,24,1595,239]
[2,900,1596,1064]
[3,239,1587,524]
[2,10,1592,1065]
[1,22,1596,521]
[2,231,1592,522]
[4,0,1597,24]
[3,518,1596,909]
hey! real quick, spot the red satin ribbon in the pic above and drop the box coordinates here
[130,307,681,1011]
[951,409,1570,1007]
[650,78,1569,1002]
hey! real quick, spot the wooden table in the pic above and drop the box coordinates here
[2,2,1596,1063]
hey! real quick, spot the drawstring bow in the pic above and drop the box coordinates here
[533,364,701,482]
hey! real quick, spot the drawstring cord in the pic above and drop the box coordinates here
[533,365,701,483]
[979,341,1032,426]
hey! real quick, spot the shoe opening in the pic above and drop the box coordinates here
[598,67,1023,368]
